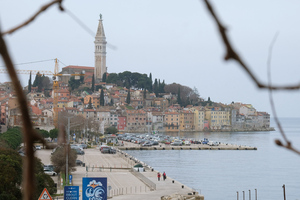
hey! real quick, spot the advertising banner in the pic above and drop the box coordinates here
[64,186,79,200]
[82,177,107,200]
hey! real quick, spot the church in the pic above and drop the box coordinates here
[59,15,107,84]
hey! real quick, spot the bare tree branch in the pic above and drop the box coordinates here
[2,0,64,35]
[203,0,300,91]
[267,33,300,155]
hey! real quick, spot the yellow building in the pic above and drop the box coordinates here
[84,94,100,108]
[205,107,230,130]
[190,107,205,131]
[164,112,179,132]
[179,110,194,131]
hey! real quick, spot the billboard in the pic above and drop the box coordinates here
[82,177,107,200]
[64,186,79,200]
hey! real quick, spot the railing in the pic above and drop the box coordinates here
[108,185,149,198]
[130,169,156,191]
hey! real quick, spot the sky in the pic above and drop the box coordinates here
[1,0,300,118]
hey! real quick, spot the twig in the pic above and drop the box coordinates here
[203,0,300,91]
[2,0,64,35]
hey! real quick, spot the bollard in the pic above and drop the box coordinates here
[182,185,184,189]
[172,180,174,183]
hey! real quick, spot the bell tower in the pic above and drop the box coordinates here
[94,14,107,81]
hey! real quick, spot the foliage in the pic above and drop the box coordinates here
[87,97,93,109]
[126,90,130,104]
[38,129,49,138]
[100,89,104,106]
[106,71,152,90]
[68,76,82,90]
[32,72,52,93]
[28,71,32,93]
[34,158,57,199]
[0,147,22,200]
[91,74,95,92]
[165,83,201,106]
[104,126,118,135]
[95,84,103,91]
[102,72,107,82]
[49,129,58,139]
[0,127,22,150]
[50,145,77,174]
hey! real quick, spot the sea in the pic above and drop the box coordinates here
[125,118,300,200]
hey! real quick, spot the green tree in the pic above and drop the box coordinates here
[104,126,118,134]
[68,76,81,90]
[91,74,95,92]
[149,73,153,92]
[34,158,57,199]
[102,72,107,82]
[49,129,58,139]
[177,87,182,106]
[0,127,22,150]
[87,97,93,109]
[100,89,104,106]
[0,147,22,200]
[28,71,32,93]
[126,90,131,104]
[38,129,49,138]
[153,78,158,97]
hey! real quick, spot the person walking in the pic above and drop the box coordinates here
[157,172,161,181]
[163,172,166,181]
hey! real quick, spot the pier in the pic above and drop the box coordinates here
[117,142,257,151]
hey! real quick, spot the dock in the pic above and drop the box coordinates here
[118,143,257,151]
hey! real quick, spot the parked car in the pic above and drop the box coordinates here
[142,142,152,147]
[79,144,87,149]
[44,169,57,176]
[201,138,209,144]
[101,146,116,154]
[73,148,85,155]
[44,164,54,171]
[184,141,191,146]
[171,141,182,146]
[208,141,219,146]
[35,145,41,150]
[76,160,83,166]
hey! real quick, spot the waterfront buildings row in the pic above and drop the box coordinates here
[0,82,271,133]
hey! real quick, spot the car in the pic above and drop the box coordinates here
[79,144,87,149]
[184,141,191,146]
[44,164,54,171]
[208,141,219,146]
[171,141,182,146]
[101,146,116,154]
[35,145,41,150]
[142,142,152,147]
[201,138,209,145]
[44,169,57,176]
[76,160,83,166]
[73,148,85,155]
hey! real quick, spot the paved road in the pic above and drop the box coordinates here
[35,147,200,200]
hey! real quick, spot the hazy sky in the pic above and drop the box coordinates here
[1,0,300,118]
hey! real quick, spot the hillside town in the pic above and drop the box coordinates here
[0,79,272,134]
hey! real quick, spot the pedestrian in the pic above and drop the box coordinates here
[157,172,161,181]
[163,172,166,181]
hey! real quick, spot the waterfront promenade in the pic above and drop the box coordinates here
[36,143,204,199]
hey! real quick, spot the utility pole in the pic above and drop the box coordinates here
[283,184,286,200]
[65,116,73,185]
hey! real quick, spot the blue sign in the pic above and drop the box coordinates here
[82,177,107,200]
[64,186,79,200]
[69,175,72,181]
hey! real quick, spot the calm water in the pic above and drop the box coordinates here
[126,118,300,200]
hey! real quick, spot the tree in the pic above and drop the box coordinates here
[28,71,32,93]
[100,89,104,106]
[87,97,93,109]
[49,129,58,139]
[0,127,22,150]
[102,72,107,82]
[0,147,22,200]
[177,87,182,106]
[91,74,95,92]
[104,126,118,135]
[149,73,153,92]
[126,89,131,104]
[38,129,49,138]
[50,145,77,174]
[153,78,158,97]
